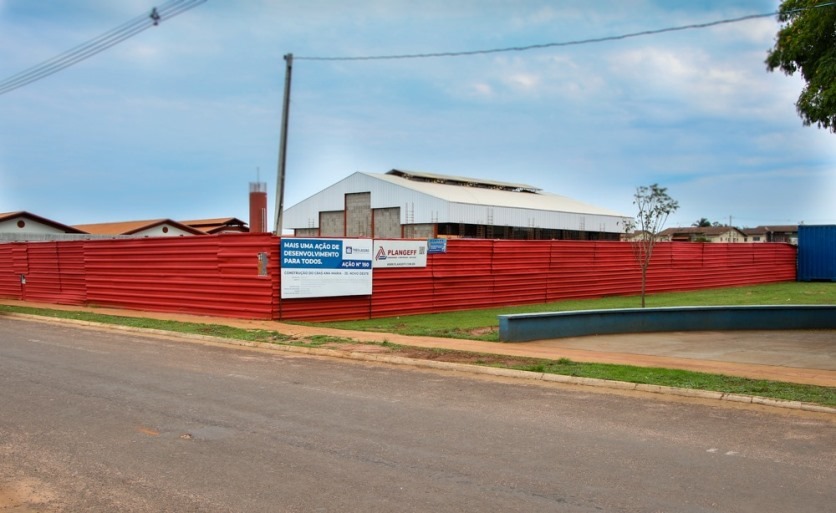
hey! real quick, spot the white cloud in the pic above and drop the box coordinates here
[505,71,540,91]
[509,6,561,29]
[708,16,778,46]
[469,82,494,97]
[1,0,833,226]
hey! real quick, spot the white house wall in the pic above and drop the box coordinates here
[0,217,68,234]
[133,224,197,237]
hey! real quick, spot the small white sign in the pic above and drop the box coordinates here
[373,240,428,268]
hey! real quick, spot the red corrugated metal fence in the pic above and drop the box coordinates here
[0,235,797,321]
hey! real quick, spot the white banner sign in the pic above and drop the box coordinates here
[281,238,373,298]
[373,240,428,268]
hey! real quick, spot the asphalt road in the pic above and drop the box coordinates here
[1,317,834,513]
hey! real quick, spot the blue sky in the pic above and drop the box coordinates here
[1,0,834,231]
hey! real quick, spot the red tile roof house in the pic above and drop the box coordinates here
[0,211,87,241]
[657,226,748,243]
[742,225,799,244]
[73,219,207,237]
[180,217,249,234]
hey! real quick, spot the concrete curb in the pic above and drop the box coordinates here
[499,305,836,341]
[6,312,835,415]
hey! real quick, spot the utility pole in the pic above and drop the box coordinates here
[273,53,293,235]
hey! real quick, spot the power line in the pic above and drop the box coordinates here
[297,2,836,61]
[0,0,207,96]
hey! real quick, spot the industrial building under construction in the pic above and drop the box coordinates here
[283,170,629,240]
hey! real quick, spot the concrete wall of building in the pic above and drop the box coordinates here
[294,228,319,237]
[346,192,371,237]
[373,207,401,238]
[403,224,435,239]
[319,211,344,237]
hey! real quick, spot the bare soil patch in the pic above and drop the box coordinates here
[322,341,533,368]
[0,478,60,512]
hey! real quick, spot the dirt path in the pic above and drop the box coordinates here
[0,478,60,513]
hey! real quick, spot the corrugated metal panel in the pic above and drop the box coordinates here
[23,241,87,304]
[492,240,552,274]
[84,234,276,319]
[643,242,796,292]
[431,239,496,310]
[670,242,704,269]
[372,266,435,317]
[279,295,371,321]
[54,241,87,304]
[432,276,496,311]
[586,242,640,296]
[549,241,610,301]
[10,244,28,274]
[216,233,279,318]
[798,225,836,281]
[491,241,550,305]
[431,239,494,277]
[0,244,22,298]
[700,243,729,268]
[0,237,799,322]
[23,242,62,301]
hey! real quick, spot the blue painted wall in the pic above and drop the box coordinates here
[798,225,836,282]
[499,305,836,342]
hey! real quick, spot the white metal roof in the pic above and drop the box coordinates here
[371,171,624,217]
[283,170,629,232]
[385,169,541,193]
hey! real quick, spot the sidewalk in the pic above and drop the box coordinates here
[1,299,834,387]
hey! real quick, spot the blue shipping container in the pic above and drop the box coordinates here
[797,225,836,281]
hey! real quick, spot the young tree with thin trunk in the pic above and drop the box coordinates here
[626,184,679,307]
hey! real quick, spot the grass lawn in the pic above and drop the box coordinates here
[298,282,836,341]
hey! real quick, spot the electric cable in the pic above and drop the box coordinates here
[296,2,836,61]
[2,1,832,93]
[0,0,206,96]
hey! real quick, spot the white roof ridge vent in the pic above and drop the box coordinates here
[386,169,542,193]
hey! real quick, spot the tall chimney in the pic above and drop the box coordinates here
[249,182,268,233]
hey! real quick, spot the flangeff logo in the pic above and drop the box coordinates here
[375,245,418,260]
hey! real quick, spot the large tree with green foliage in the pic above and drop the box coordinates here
[766,0,836,132]
[626,184,679,308]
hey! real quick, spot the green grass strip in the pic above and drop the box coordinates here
[299,282,836,341]
[0,304,291,344]
[500,357,834,407]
